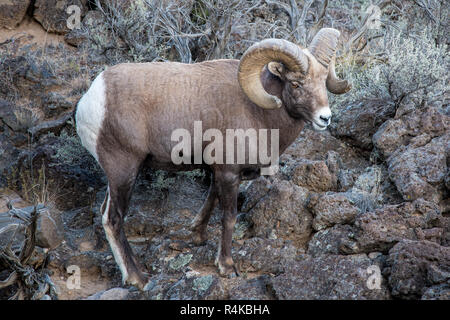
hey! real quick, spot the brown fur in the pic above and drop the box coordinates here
[98,60,307,165]
[87,56,334,289]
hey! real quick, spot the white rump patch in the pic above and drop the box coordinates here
[75,71,106,162]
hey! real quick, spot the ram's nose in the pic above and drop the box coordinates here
[319,115,331,125]
[316,106,332,125]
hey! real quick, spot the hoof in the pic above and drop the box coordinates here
[125,271,149,291]
[190,223,208,246]
[191,232,208,246]
[216,258,240,278]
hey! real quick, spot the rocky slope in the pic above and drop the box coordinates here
[0,0,448,300]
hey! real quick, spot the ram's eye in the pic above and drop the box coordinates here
[291,81,300,88]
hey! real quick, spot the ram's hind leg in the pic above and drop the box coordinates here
[99,152,148,289]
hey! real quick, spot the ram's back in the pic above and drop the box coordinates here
[90,60,263,163]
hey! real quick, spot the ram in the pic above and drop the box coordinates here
[75,28,351,289]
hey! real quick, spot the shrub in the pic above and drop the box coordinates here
[48,127,102,175]
[89,0,269,63]
[149,169,206,192]
[150,170,177,191]
[18,163,49,205]
[382,30,448,106]
[331,28,448,110]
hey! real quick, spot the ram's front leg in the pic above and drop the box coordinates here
[190,176,218,245]
[214,170,240,277]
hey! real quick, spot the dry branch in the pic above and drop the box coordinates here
[0,205,56,300]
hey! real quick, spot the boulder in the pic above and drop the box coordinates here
[0,0,31,29]
[245,180,312,248]
[373,118,412,157]
[0,205,63,250]
[350,165,397,206]
[234,237,299,274]
[268,254,391,299]
[34,0,88,34]
[421,284,450,300]
[35,206,64,249]
[0,211,26,251]
[385,240,450,299]
[373,104,448,158]
[283,127,370,170]
[86,287,129,300]
[0,102,38,133]
[278,128,370,194]
[330,99,396,150]
[370,103,449,207]
[240,176,272,213]
[353,199,443,253]
[308,192,360,231]
[228,276,272,300]
[307,224,356,256]
[387,133,448,204]
[291,159,337,192]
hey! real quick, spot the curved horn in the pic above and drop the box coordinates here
[238,39,309,109]
[326,56,352,94]
[308,28,341,68]
[309,28,351,94]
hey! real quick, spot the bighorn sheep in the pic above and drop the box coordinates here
[75,28,350,289]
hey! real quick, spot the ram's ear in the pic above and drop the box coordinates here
[267,62,285,79]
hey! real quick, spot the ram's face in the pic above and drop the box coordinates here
[238,28,351,130]
[279,51,331,130]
